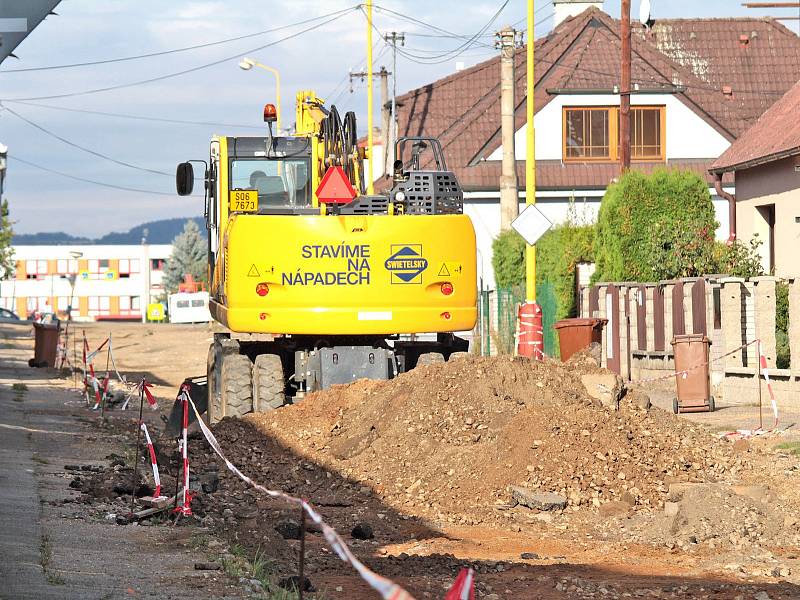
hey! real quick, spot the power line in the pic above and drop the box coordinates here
[512,0,554,27]
[367,2,509,65]
[0,6,359,74]
[3,104,173,177]
[0,9,355,102]
[1,100,263,129]
[9,156,186,196]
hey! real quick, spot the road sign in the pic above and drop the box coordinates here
[511,204,553,245]
[315,166,357,204]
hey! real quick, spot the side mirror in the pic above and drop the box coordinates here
[176,162,194,196]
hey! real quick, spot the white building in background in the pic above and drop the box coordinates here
[0,244,172,321]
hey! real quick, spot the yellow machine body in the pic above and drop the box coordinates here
[214,213,477,335]
[203,93,477,337]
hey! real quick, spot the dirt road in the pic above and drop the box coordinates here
[2,321,800,599]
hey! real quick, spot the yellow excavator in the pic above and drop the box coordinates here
[175,91,476,423]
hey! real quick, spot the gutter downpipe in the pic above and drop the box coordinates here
[713,171,736,243]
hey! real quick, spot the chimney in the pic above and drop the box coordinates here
[553,0,605,27]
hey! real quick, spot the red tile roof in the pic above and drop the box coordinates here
[711,78,800,172]
[393,7,800,191]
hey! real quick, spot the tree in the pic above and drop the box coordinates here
[163,220,207,293]
[0,199,13,279]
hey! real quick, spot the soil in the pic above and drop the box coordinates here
[11,321,800,599]
[243,353,753,520]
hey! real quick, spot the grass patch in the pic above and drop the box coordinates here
[12,382,28,392]
[219,544,325,599]
[40,534,65,585]
[189,532,211,551]
[776,441,800,456]
[31,455,49,465]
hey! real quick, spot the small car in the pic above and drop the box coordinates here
[0,308,31,324]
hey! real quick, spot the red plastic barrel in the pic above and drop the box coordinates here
[518,302,544,360]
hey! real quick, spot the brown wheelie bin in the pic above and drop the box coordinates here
[671,334,714,413]
[30,321,61,368]
[553,318,607,362]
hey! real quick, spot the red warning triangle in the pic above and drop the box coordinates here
[315,166,357,205]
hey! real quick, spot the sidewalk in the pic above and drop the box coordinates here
[0,323,244,599]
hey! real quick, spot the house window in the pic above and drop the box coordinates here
[630,107,663,160]
[56,259,78,275]
[564,108,611,160]
[25,260,48,280]
[563,106,665,162]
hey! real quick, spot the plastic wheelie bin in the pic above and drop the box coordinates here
[30,321,61,368]
[671,334,714,413]
[553,318,607,362]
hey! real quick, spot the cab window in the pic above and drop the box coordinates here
[230,159,310,208]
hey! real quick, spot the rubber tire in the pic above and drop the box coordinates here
[252,354,286,412]
[417,352,445,366]
[672,397,679,415]
[448,352,470,361]
[708,396,715,412]
[206,344,222,425]
[220,354,254,419]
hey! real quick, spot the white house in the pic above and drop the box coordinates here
[393,1,800,289]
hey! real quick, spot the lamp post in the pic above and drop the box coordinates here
[239,57,281,132]
[66,250,83,321]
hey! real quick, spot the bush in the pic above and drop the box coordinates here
[491,229,526,289]
[712,236,765,278]
[536,218,595,321]
[593,170,718,282]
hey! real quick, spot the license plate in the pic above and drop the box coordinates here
[229,189,258,213]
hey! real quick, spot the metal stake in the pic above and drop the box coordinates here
[298,506,307,600]
[129,380,145,515]
[101,336,111,420]
[72,329,77,389]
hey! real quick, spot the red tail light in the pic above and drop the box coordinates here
[441,311,452,320]
[256,282,269,296]
[440,282,454,296]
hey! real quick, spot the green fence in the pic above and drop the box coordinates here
[481,283,558,356]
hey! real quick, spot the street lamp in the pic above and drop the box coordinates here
[239,57,281,132]
[66,250,83,321]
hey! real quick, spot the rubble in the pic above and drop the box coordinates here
[234,353,763,524]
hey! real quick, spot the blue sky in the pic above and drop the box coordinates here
[1,0,797,237]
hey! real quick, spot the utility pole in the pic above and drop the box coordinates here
[350,67,390,178]
[366,0,374,194]
[379,67,390,177]
[497,26,519,231]
[384,31,405,172]
[620,0,632,171]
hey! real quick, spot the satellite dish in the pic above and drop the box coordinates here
[639,0,651,26]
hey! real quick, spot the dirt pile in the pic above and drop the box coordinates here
[229,354,752,525]
[621,482,799,553]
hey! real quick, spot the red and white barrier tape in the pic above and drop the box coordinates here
[179,388,473,600]
[759,341,779,429]
[174,391,192,516]
[444,568,475,600]
[137,379,158,410]
[632,338,760,387]
[139,421,163,498]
